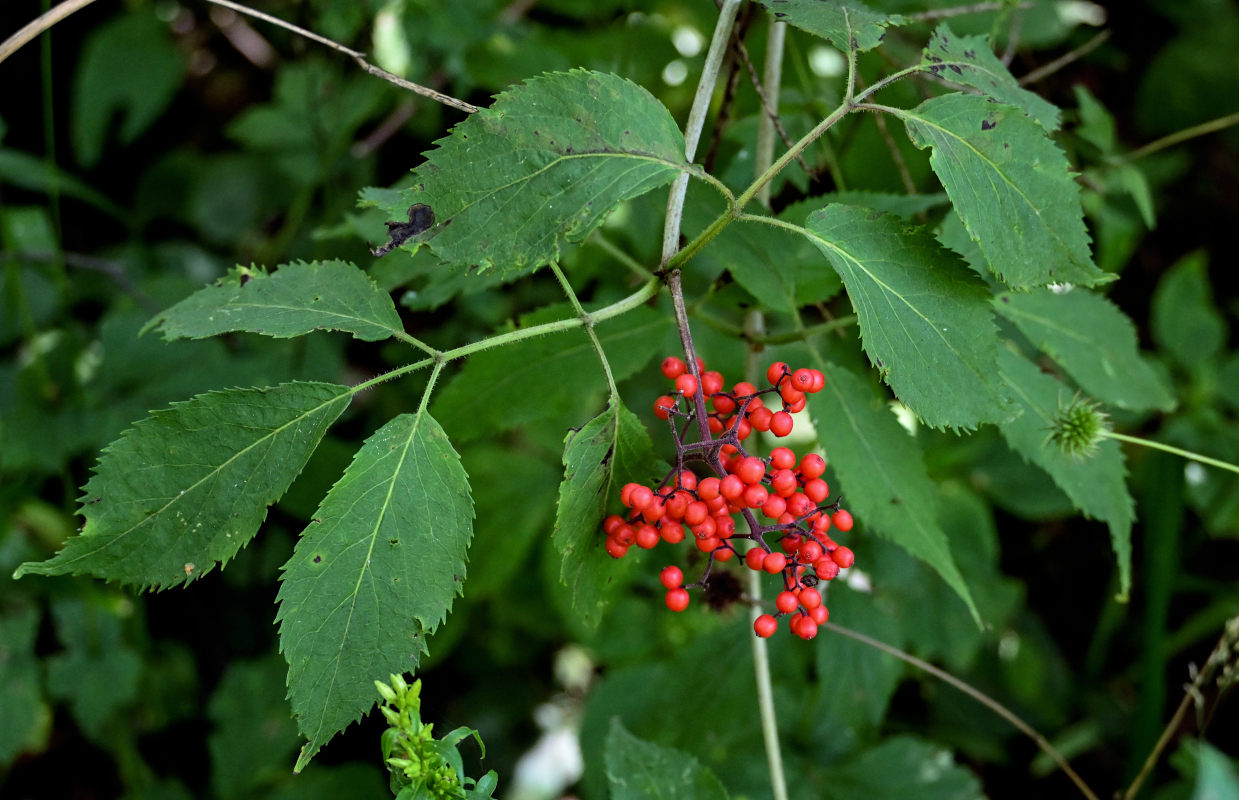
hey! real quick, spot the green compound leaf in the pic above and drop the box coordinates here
[996,349,1133,599]
[757,0,906,52]
[808,363,978,622]
[996,288,1175,412]
[149,261,404,342]
[277,412,473,772]
[432,304,674,442]
[553,399,655,629]
[921,24,1061,131]
[605,719,730,800]
[14,382,352,589]
[804,205,1012,430]
[899,93,1109,290]
[369,69,691,276]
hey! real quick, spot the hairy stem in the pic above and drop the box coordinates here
[660,0,743,267]
[550,261,618,398]
[1103,432,1239,476]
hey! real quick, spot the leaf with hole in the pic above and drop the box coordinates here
[363,69,692,276]
[277,412,473,771]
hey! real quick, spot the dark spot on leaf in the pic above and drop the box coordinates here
[981,118,997,131]
[1000,295,1010,302]
[774,11,787,18]
[889,497,901,505]
[313,555,322,564]
[964,49,976,59]
[949,64,962,75]
[389,538,398,545]
[371,204,436,257]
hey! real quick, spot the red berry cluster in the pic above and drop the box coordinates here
[602,356,857,640]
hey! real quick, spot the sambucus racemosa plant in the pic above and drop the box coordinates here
[11,0,1215,795]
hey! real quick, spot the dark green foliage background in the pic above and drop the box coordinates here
[2,1,1237,798]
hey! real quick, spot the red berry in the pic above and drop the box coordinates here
[712,394,737,415]
[769,447,796,470]
[701,371,725,395]
[831,546,855,569]
[733,381,758,398]
[605,538,629,559]
[779,383,805,405]
[766,362,789,385]
[776,590,799,614]
[714,514,736,538]
[694,535,720,554]
[720,474,745,500]
[760,494,787,519]
[769,411,794,437]
[745,547,768,571]
[748,406,773,432]
[832,509,854,532]
[620,482,639,506]
[809,605,829,624]
[799,454,826,479]
[804,478,829,504]
[683,500,709,527]
[798,540,824,563]
[791,368,815,393]
[743,483,770,509]
[770,469,797,497]
[799,587,822,609]
[675,373,699,397]
[707,416,724,434]
[780,534,802,553]
[754,614,778,638]
[794,615,819,639]
[653,395,676,420]
[664,491,691,519]
[808,369,826,393]
[603,515,625,536]
[815,558,840,581]
[690,515,716,539]
[613,525,635,546]
[676,470,698,491]
[786,492,813,517]
[628,485,654,510]
[763,551,787,573]
[665,588,690,612]
[714,546,735,562]
[660,521,685,544]
[736,456,766,485]
[786,396,806,414]
[635,524,660,549]
[697,476,721,501]
[659,565,684,589]
[661,356,686,380]
[642,496,666,521]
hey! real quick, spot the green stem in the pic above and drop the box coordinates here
[754,20,787,209]
[589,232,656,281]
[660,0,743,266]
[346,278,660,397]
[550,261,618,398]
[748,567,789,800]
[416,360,446,415]
[1116,110,1239,165]
[1103,431,1239,476]
[821,621,1102,800]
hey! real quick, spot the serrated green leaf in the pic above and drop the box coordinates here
[996,287,1174,412]
[14,382,352,588]
[995,348,1133,598]
[804,205,1011,429]
[0,606,47,765]
[149,261,404,342]
[816,191,950,219]
[72,10,186,167]
[371,70,690,275]
[900,93,1108,289]
[1151,251,1226,372]
[922,25,1061,131]
[808,363,978,621]
[208,656,301,799]
[277,412,473,771]
[605,719,730,800]
[828,736,985,800]
[431,304,674,442]
[552,399,655,628]
[756,0,906,52]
